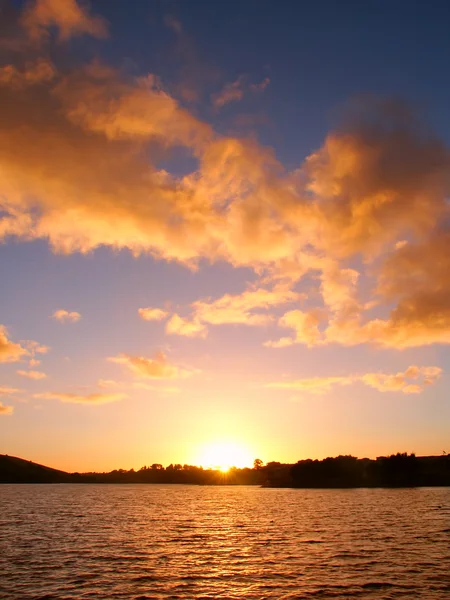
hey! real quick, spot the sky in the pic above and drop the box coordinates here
[1,0,450,472]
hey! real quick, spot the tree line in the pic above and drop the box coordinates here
[1,452,449,486]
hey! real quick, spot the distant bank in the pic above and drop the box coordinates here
[2,452,450,487]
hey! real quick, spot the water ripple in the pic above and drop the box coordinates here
[1,485,450,598]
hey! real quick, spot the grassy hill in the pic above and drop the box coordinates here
[0,454,73,483]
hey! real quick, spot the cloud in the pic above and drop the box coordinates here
[21,0,108,42]
[0,402,13,415]
[164,14,182,34]
[0,386,21,396]
[1,3,450,353]
[133,382,181,394]
[165,314,207,338]
[109,351,197,379]
[250,77,270,92]
[51,309,81,322]
[360,232,450,348]
[56,64,212,150]
[266,366,442,396]
[191,284,301,327]
[17,369,47,380]
[265,309,324,348]
[97,379,119,389]
[212,76,270,108]
[212,77,245,108]
[269,265,362,348]
[267,375,353,394]
[0,325,28,363]
[138,307,168,322]
[266,248,450,350]
[360,366,442,393]
[24,341,50,354]
[0,58,56,90]
[29,358,41,367]
[0,55,219,263]
[304,98,449,259]
[34,391,126,404]
[0,7,303,267]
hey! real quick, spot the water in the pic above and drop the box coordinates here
[1,485,449,599]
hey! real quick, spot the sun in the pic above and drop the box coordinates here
[196,440,253,471]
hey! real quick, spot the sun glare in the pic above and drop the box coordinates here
[196,440,253,471]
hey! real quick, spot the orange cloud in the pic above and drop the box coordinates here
[97,379,120,389]
[0,326,28,363]
[51,309,81,322]
[0,386,21,396]
[109,351,197,379]
[267,375,353,394]
[34,391,126,404]
[362,232,450,348]
[133,382,181,394]
[320,265,363,346]
[25,341,50,355]
[138,307,168,322]
[304,99,449,258]
[0,58,55,90]
[17,369,47,380]
[192,284,301,327]
[265,309,324,348]
[21,0,108,42]
[55,65,212,150]
[165,314,207,338]
[0,402,13,415]
[267,366,441,395]
[1,3,450,353]
[0,59,219,263]
[360,366,442,393]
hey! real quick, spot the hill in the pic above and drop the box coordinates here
[0,454,73,483]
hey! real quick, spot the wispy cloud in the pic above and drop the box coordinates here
[163,14,182,34]
[133,382,181,394]
[0,402,13,415]
[109,351,198,380]
[16,370,47,380]
[211,77,245,108]
[212,75,270,108]
[0,386,22,396]
[266,366,442,395]
[34,391,126,405]
[97,379,120,389]
[24,341,50,355]
[250,77,270,92]
[266,375,353,395]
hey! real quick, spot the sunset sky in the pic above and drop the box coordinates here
[1,0,450,472]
